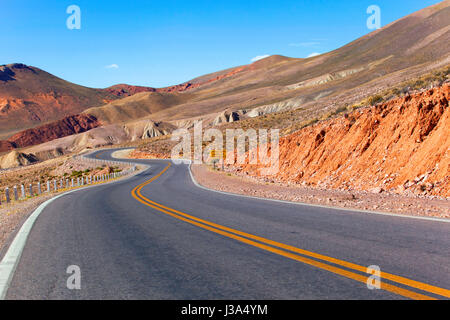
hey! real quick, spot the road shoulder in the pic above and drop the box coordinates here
[190,164,450,220]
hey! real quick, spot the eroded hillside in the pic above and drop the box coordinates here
[236,84,450,197]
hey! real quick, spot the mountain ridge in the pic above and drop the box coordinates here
[1,0,449,157]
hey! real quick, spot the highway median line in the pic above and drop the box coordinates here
[131,161,449,300]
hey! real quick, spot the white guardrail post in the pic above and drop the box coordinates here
[13,186,18,201]
[1,149,138,208]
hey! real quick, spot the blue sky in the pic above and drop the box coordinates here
[0,0,442,88]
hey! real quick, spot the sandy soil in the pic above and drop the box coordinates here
[191,164,450,219]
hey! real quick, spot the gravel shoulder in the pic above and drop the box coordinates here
[191,164,450,220]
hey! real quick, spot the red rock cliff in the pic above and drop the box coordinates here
[238,84,449,197]
[0,114,100,151]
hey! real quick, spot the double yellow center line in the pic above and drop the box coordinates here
[131,162,450,300]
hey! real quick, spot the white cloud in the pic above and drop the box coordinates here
[250,55,270,62]
[306,52,321,58]
[105,64,119,69]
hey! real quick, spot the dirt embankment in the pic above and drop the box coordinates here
[236,84,449,198]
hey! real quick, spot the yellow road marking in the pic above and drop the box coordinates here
[95,151,107,159]
[131,162,449,300]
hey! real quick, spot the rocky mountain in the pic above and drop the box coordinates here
[80,1,450,129]
[0,1,449,163]
[0,63,116,138]
[0,114,100,152]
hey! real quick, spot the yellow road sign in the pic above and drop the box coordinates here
[210,150,227,159]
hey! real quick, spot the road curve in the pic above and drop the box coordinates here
[4,149,450,299]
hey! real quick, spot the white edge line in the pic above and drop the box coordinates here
[187,162,450,224]
[0,154,148,300]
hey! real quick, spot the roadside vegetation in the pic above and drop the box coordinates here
[303,65,450,128]
[351,65,449,111]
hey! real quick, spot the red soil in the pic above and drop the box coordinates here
[0,114,100,151]
[236,84,450,197]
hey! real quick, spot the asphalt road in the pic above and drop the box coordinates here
[4,149,450,299]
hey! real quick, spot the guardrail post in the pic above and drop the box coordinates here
[54,180,57,191]
[29,184,33,197]
[21,184,25,199]
[47,181,50,193]
[13,186,18,201]
[77,178,80,186]
[38,182,41,195]
[5,187,10,203]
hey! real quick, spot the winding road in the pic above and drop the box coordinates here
[2,149,450,299]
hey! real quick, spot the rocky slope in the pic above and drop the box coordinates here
[0,62,245,140]
[0,114,100,152]
[0,63,118,138]
[83,1,450,129]
[1,1,449,162]
[236,84,450,197]
[0,150,38,169]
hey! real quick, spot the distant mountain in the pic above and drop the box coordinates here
[83,0,450,127]
[0,63,116,138]
[1,0,449,155]
[4,114,100,150]
[0,62,243,139]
